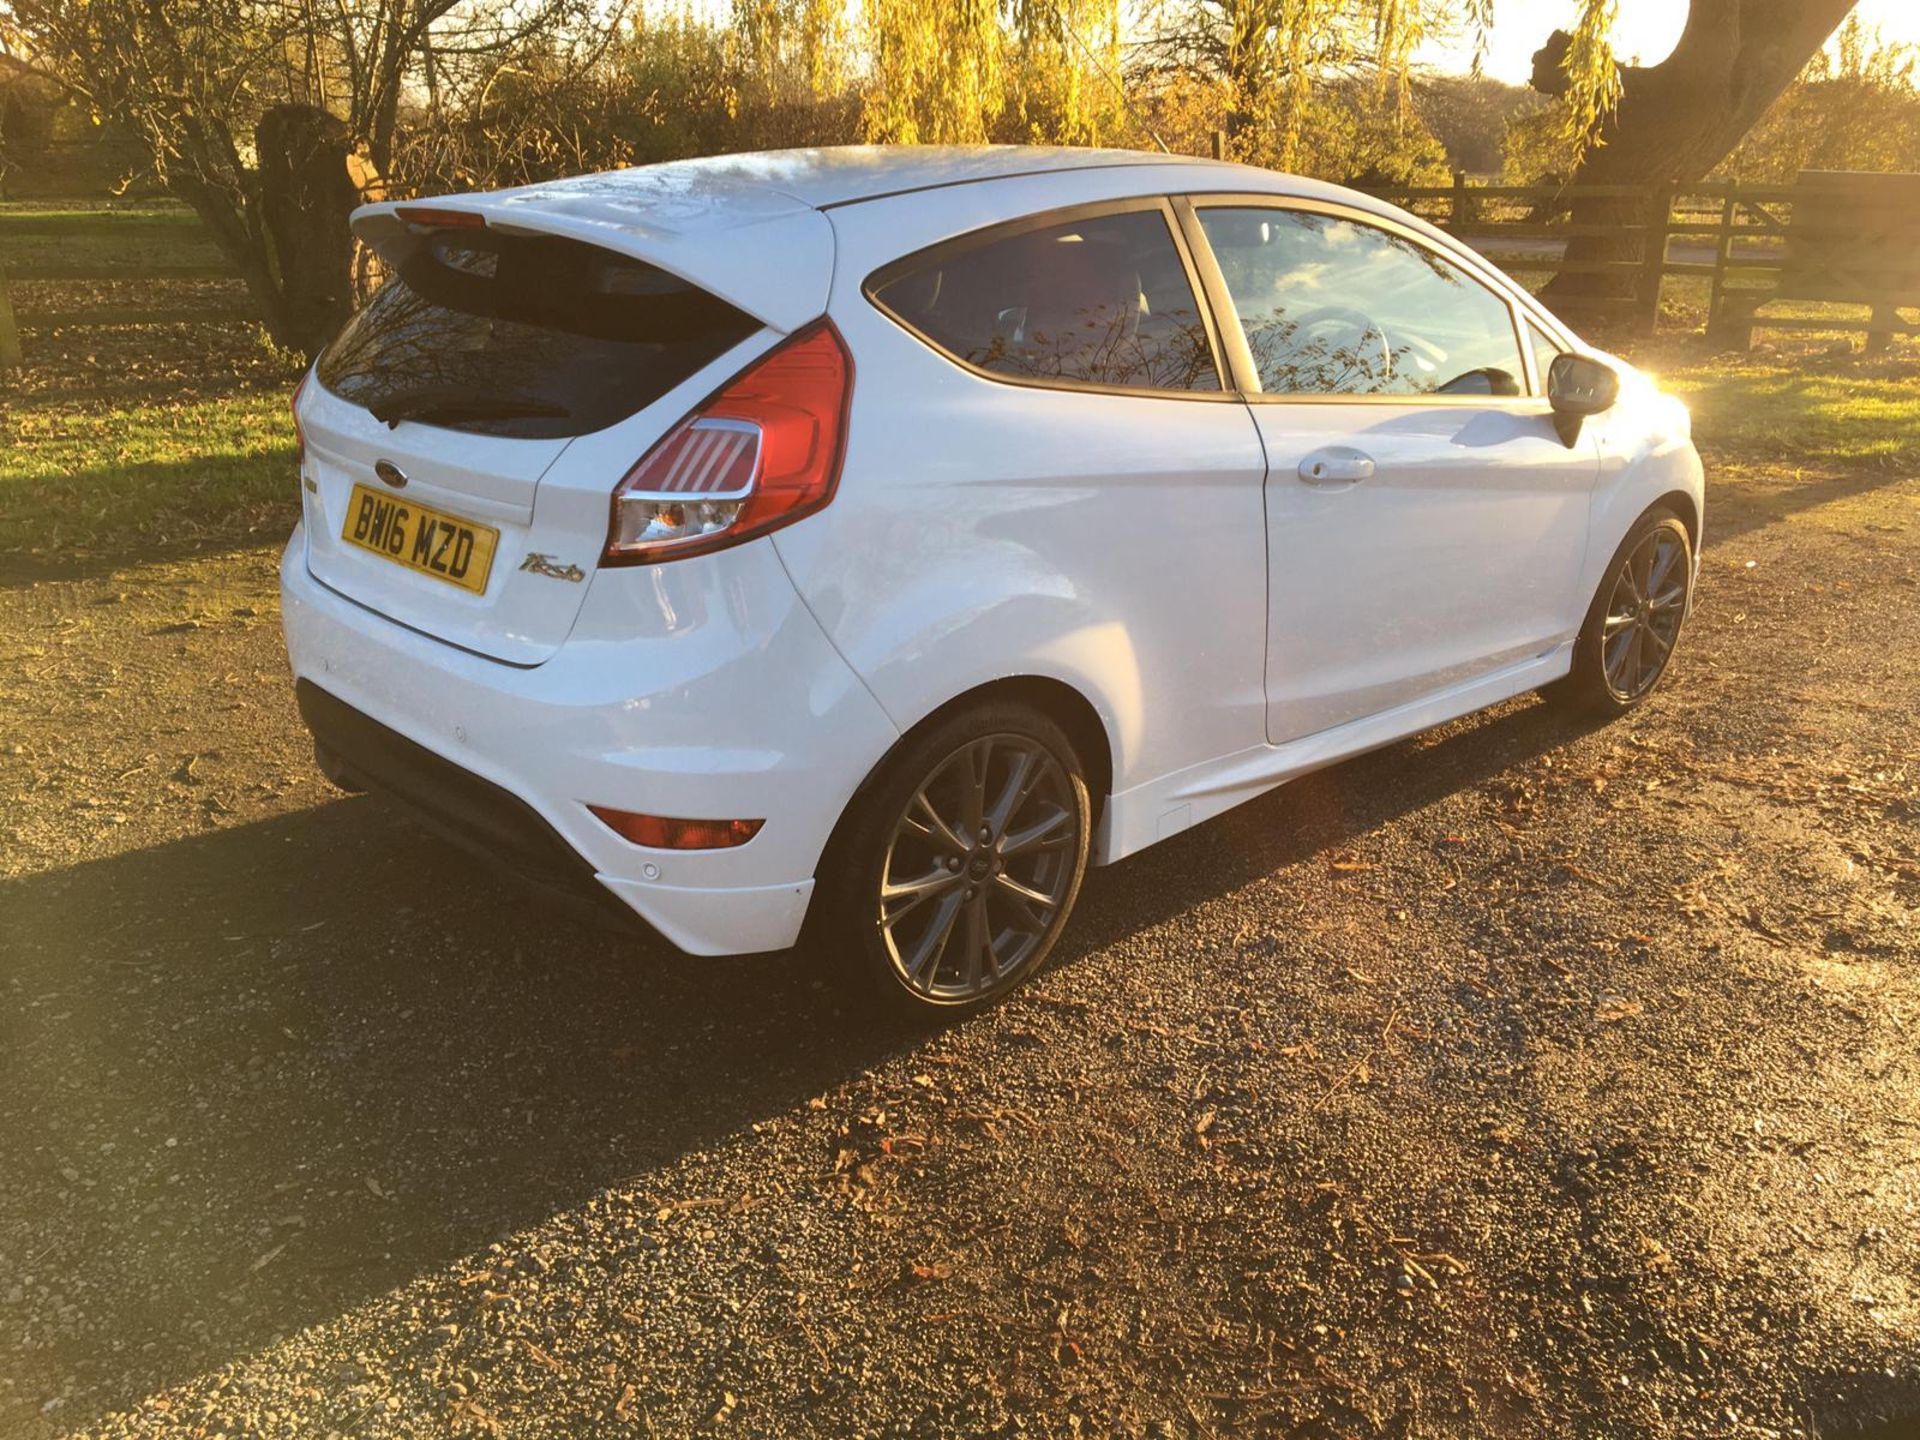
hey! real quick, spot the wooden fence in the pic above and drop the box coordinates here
[1366,172,1918,349]
[0,206,249,366]
[1365,175,1709,332]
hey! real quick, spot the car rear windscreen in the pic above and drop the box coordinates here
[316,229,761,438]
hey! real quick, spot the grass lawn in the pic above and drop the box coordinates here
[0,205,300,576]
[0,199,225,275]
[1654,351,1920,466]
[0,389,298,570]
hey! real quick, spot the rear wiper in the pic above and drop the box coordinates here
[369,390,572,429]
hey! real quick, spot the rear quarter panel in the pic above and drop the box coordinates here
[773,173,1274,825]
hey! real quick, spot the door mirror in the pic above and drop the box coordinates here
[1547,353,1620,447]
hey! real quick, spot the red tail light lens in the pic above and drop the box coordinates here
[603,320,852,566]
[589,807,764,850]
[395,206,488,229]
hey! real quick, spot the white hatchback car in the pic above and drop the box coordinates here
[283,146,1702,1015]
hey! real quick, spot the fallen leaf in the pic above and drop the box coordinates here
[447,1399,501,1435]
[1595,995,1644,1023]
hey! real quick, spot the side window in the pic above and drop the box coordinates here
[1526,320,1566,396]
[1195,207,1527,398]
[867,209,1221,394]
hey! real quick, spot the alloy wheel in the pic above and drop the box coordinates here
[1601,527,1688,701]
[877,734,1080,1003]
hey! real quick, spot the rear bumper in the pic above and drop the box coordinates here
[297,678,643,932]
[279,527,897,955]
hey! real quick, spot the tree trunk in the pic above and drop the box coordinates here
[163,105,360,359]
[1532,0,1857,305]
[256,104,361,356]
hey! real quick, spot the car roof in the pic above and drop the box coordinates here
[518,145,1224,212]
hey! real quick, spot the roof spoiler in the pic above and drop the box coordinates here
[351,180,835,333]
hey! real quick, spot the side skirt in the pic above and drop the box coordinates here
[1092,643,1575,865]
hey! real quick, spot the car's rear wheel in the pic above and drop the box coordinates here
[816,702,1091,1019]
[1549,506,1693,716]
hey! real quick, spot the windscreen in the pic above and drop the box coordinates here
[317,228,761,438]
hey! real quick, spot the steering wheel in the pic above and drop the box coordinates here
[1287,305,1393,388]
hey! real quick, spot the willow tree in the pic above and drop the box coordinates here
[735,0,847,108]
[859,0,1125,146]
[1139,0,1473,169]
[860,0,1007,143]
[1002,0,1126,145]
[1531,0,1859,303]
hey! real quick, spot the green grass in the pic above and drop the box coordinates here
[0,202,296,577]
[0,199,201,226]
[0,200,228,275]
[0,390,298,573]
[1651,352,1920,467]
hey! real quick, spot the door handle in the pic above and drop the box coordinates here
[1298,447,1376,485]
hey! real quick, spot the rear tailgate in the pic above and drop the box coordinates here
[297,179,834,665]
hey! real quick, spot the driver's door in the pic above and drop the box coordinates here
[1183,200,1599,745]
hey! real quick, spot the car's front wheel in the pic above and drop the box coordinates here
[816,702,1091,1019]
[1549,505,1693,716]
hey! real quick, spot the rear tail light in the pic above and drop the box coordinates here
[603,320,852,566]
[589,806,764,850]
[395,206,488,229]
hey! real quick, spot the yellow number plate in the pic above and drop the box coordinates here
[341,483,499,595]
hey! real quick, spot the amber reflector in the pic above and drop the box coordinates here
[589,807,763,850]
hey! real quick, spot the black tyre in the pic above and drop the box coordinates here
[1549,505,1693,717]
[813,701,1092,1019]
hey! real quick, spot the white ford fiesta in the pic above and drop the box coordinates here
[282,145,1703,1015]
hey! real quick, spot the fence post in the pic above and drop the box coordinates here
[1868,303,1896,354]
[1635,185,1674,335]
[1449,169,1472,232]
[1706,190,1757,351]
[1210,129,1226,162]
[0,261,21,368]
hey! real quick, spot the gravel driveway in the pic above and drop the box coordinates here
[3,459,1917,1438]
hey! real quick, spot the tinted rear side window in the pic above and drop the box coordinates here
[868,209,1221,394]
[317,230,760,438]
